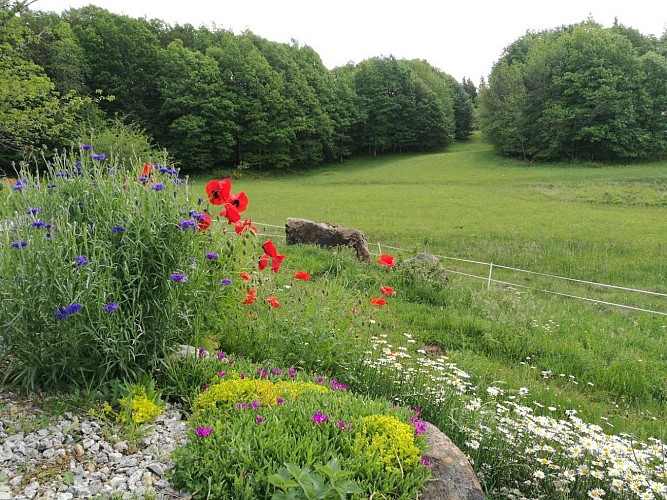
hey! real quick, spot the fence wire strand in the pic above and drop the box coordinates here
[231,221,667,316]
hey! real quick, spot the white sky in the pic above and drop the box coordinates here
[31,0,667,84]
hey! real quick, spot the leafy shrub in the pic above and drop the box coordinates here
[0,145,240,389]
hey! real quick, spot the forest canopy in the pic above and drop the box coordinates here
[3,1,667,169]
[477,20,667,161]
[1,1,474,171]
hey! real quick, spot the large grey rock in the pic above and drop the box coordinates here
[285,217,371,261]
[421,422,484,500]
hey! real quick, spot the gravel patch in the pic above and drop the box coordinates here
[0,390,191,499]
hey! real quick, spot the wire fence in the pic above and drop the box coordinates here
[248,221,667,317]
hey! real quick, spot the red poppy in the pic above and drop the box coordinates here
[294,271,311,281]
[243,289,257,305]
[370,297,387,306]
[221,203,241,224]
[262,240,278,258]
[271,254,286,273]
[228,191,249,212]
[258,254,269,271]
[266,296,280,309]
[377,254,396,268]
[240,272,252,281]
[380,285,395,296]
[235,219,257,235]
[198,211,212,232]
[142,163,152,177]
[205,179,231,205]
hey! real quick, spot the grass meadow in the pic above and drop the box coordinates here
[192,133,667,441]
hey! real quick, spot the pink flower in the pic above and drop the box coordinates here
[195,426,213,437]
[312,412,328,424]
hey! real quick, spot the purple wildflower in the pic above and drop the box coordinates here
[25,208,41,215]
[178,219,196,230]
[198,348,208,357]
[65,303,82,315]
[251,401,259,410]
[201,384,208,391]
[103,302,118,313]
[216,352,227,360]
[410,417,427,435]
[220,279,232,285]
[205,252,218,260]
[421,457,431,467]
[170,273,188,282]
[112,225,126,233]
[75,255,89,266]
[195,426,213,438]
[54,306,69,319]
[91,153,106,160]
[217,371,227,377]
[151,183,165,191]
[276,398,284,405]
[312,412,328,424]
[255,416,263,424]
[337,420,351,431]
[288,367,296,379]
[82,144,93,150]
[330,379,349,391]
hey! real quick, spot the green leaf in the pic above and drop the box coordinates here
[63,471,75,486]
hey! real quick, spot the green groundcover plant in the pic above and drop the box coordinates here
[167,352,430,499]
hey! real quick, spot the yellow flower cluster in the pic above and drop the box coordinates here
[118,394,163,425]
[193,378,328,412]
[352,414,421,473]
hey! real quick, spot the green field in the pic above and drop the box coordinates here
[197,133,667,291]
[193,133,667,439]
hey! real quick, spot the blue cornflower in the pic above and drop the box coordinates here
[103,302,118,313]
[11,242,19,248]
[205,253,218,260]
[75,161,82,167]
[170,273,188,282]
[12,182,23,191]
[190,212,206,220]
[91,153,106,160]
[173,178,185,184]
[55,303,82,319]
[31,221,47,228]
[66,303,82,315]
[54,306,69,319]
[55,172,68,178]
[220,279,232,286]
[82,144,93,150]
[138,176,148,183]
[111,225,126,233]
[152,183,165,191]
[75,255,89,266]
[47,184,57,189]
[178,220,196,230]
[11,241,27,248]
[25,207,41,215]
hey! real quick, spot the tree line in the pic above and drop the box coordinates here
[1,2,475,171]
[477,20,667,161]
